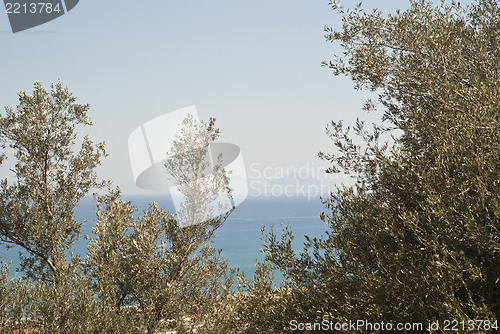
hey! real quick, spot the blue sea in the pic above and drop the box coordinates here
[0,195,330,282]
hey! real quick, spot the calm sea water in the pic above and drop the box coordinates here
[1,195,330,281]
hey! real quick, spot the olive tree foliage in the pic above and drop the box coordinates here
[87,191,233,334]
[200,260,292,334]
[87,117,234,333]
[33,266,104,334]
[0,83,235,332]
[258,0,500,327]
[0,81,106,283]
[164,115,233,227]
[0,263,37,333]
[85,190,139,334]
[87,190,135,310]
[127,204,233,333]
[0,82,133,333]
[0,261,115,334]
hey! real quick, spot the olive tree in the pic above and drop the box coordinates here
[0,263,37,333]
[164,114,233,228]
[0,81,106,283]
[88,116,234,333]
[259,0,500,328]
[86,189,139,333]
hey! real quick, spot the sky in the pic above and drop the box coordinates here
[0,0,476,198]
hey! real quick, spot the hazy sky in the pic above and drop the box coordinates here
[0,0,476,196]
